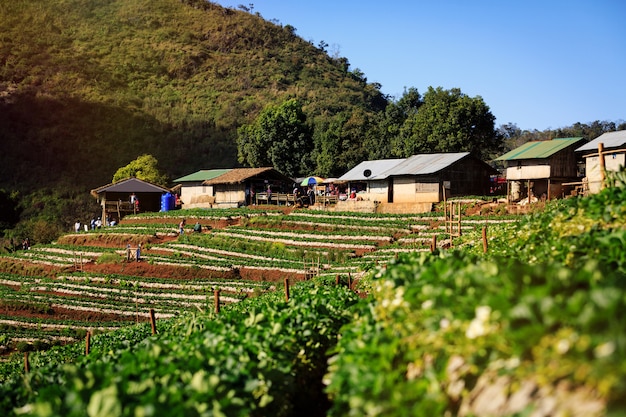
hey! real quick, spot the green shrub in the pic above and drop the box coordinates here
[96,252,123,264]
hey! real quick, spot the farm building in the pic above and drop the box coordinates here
[575,130,626,194]
[202,167,295,208]
[91,177,173,223]
[337,152,497,212]
[495,137,585,202]
[173,169,231,209]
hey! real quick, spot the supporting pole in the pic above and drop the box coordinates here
[547,179,551,201]
[458,202,462,236]
[444,200,448,233]
[24,352,30,373]
[85,331,91,356]
[598,142,606,189]
[431,235,437,252]
[284,278,290,302]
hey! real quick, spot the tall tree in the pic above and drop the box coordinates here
[237,99,313,177]
[381,88,423,158]
[112,154,169,186]
[392,87,502,160]
[312,108,385,177]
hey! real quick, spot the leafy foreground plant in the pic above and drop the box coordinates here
[325,251,626,416]
[2,281,359,417]
[325,175,626,417]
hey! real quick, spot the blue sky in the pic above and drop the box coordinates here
[215,1,625,131]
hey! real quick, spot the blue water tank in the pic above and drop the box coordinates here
[161,193,175,212]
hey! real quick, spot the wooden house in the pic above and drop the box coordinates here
[90,177,172,224]
[202,167,295,208]
[575,130,626,194]
[495,137,585,202]
[338,153,497,209]
[173,169,231,209]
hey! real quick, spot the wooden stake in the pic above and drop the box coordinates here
[482,225,488,253]
[85,331,91,356]
[284,278,290,302]
[149,308,157,335]
[24,351,30,373]
[214,289,221,314]
[335,274,340,285]
[431,235,437,252]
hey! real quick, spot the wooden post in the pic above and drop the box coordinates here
[214,289,220,314]
[335,274,340,285]
[482,225,488,253]
[24,351,30,373]
[284,278,290,302]
[443,200,448,233]
[431,235,437,252]
[457,202,462,236]
[85,331,91,355]
[149,308,157,335]
[598,142,606,189]
[348,272,352,290]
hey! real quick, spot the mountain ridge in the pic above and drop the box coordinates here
[0,0,386,192]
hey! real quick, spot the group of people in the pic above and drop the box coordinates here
[126,243,142,262]
[130,193,140,212]
[292,184,317,206]
[179,219,203,235]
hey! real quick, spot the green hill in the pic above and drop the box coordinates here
[0,0,386,192]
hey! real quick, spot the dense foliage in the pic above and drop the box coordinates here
[325,172,626,416]
[112,154,169,186]
[1,177,625,415]
[237,99,314,177]
[1,281,360,417]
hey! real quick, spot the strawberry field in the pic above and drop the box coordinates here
[1,180,625,416]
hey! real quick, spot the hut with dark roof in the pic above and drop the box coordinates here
[91,177,172,223]
[202,167,294,208]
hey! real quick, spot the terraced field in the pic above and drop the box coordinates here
[0,205,516,356]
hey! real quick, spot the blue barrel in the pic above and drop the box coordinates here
[161,193,174,212]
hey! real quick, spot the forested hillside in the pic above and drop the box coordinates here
[0,0,385,192]
[0,0,622,243]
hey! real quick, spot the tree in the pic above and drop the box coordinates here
[380,88,423,157]
[236,99,313,177]
[311,107,386,177]
[392,87,502,161]
[112,154,169,186]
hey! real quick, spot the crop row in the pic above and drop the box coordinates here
[212,230,378,250]
[0,281,362,416]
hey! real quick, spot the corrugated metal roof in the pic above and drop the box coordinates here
[338,158,405,181]
[495,138,584,161]
[385,152,470,176]
[575,130,626,152]
[203,167,293,185]
[91,178,171,195]
[173,169,231,183]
